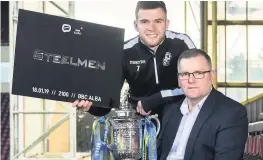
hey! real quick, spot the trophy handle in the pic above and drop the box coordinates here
[93,117,100,126]
[148,114,160,136]
[104,119,122,160]
[104,118,114,150]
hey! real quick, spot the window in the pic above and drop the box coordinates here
[248,1,263,20]
[226,1,246,20]
[226,25,247,82]
[226,88,246,102]
[248,26,263,82]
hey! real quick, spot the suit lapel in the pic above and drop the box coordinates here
[184,89,217,160]
[160,100,183,159]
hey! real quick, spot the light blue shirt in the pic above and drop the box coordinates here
[166,95,209,160]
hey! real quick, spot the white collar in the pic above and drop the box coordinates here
[180,88,212,115]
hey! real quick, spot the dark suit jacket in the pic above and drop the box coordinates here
[157,88,248,160]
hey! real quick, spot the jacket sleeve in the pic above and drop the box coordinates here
[214,106,248,160]
[141,88,184,112]
[88,106,111,117]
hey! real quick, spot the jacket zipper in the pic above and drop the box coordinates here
[152,51,159,84]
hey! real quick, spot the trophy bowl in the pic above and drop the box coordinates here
[106,109,160,160]
[108,117,143,160]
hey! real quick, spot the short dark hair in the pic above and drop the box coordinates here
[135,1,167,19]
[177,49,212,70]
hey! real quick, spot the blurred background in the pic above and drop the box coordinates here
[1,1,263,160]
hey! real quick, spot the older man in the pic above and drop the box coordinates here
[157,49,248,160]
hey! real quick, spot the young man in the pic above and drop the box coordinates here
[158,49,248,160]
[73,1,195,118]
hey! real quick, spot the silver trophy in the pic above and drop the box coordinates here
[93,89,160,160]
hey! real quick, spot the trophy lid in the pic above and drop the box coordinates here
[120,88,133,109]
[116,88,140,118]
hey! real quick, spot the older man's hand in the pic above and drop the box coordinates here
[136,101,151,116]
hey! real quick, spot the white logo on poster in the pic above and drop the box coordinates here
[62,24,71,32]
[74,27,83,35]
[163,52,172,66]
